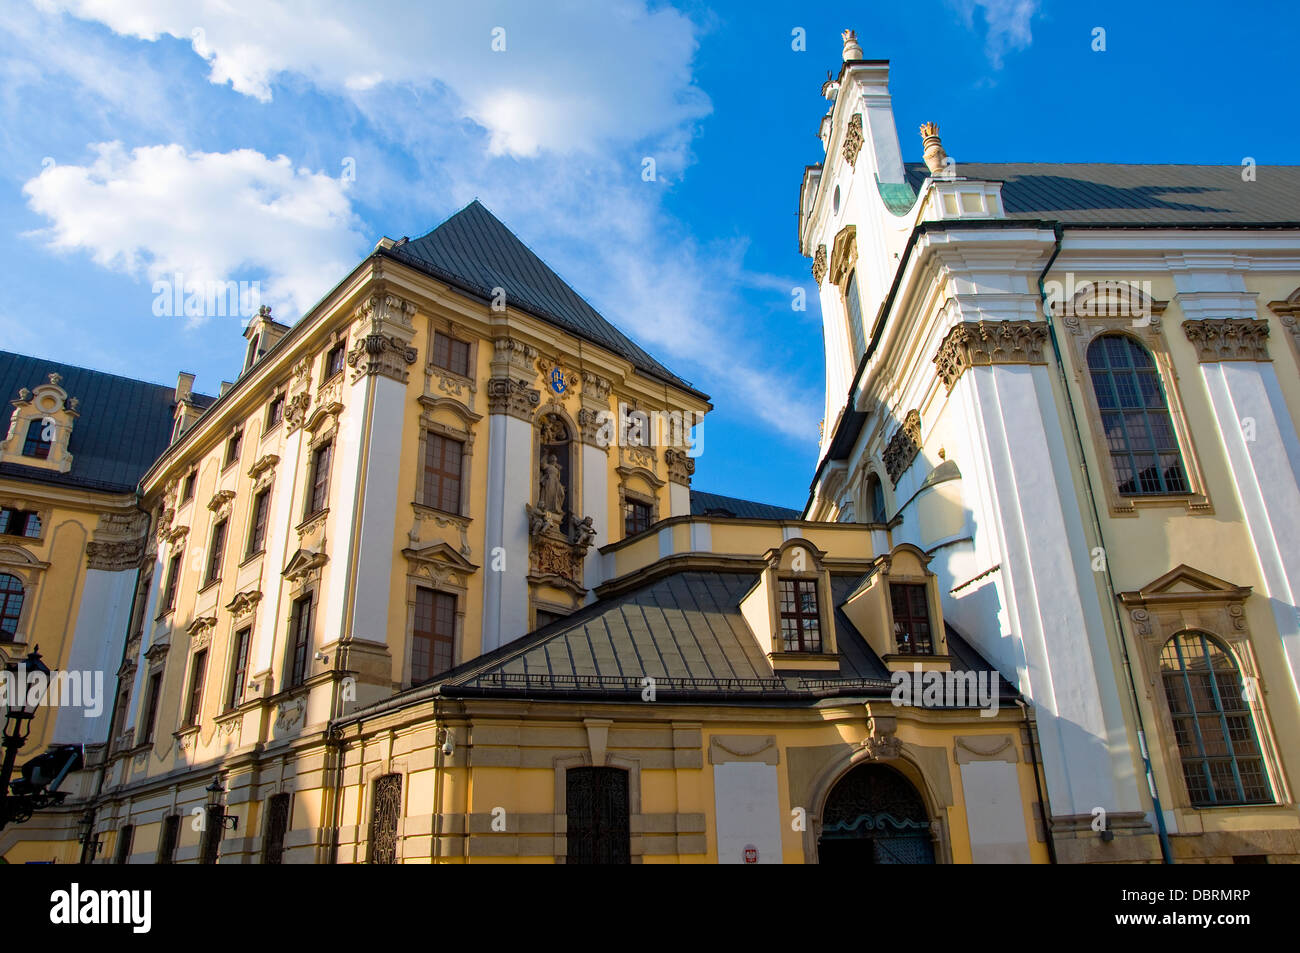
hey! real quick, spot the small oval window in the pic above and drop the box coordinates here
[833,185,841,214]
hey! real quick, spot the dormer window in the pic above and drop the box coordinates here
[325,343,346,381]
[22,419,51,459]
[889,583,933,655]
[778,578,822,653]
[244,333,261,372]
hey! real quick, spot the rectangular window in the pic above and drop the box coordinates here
[431,331,471,377]
[777,578,822,653]
[307,441,332,516]
[109,685,131,747]
[566,767,630,864]
[185,649,208,727]
[0,508,40,538]
[160,553,182,614]
[129,567,153,639]
[228,626,252,709]
[368,774,402,864]
[181,472,196,502]
[288,595,313,688]
[247,488,270,556]
[262,793,292,864]
[325,342,346,380]
[224,430,243,468]
[411,587,456,685]
[22,419,51,459]
[142,671,163,743]
[266,394,285,429]
[624,499,651,537]
[421,433,463,513]
[114,824,134,865]
[157,814,180,864]
[204,519,227,587]
[890,583,934,655]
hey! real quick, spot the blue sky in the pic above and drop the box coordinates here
[1,1,1295,511]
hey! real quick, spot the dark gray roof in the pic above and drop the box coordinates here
[388,569,1011,704]
[904,162,1300,226]
[0,350,183,493]
[690,490,801,520]
[383,200,705,398]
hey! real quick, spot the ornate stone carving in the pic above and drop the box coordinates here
[347,332,419,382]
[858,715,901,760]
[492,337,539,378]
[812,244,828,285]
[842,113,864,168]
[226,589,263,620]
[1182,318,1271,363]
[1267,289,1300,356]
[581,371,612,402]
[86,538,146,572]
[218,716,242,738]
[932,320,1050,391]
[207,489,236,520]
[284,391,311,432]
[882,410,921,487]
[577,407,609,448]
[187,616,217,649]
[486,377,540,421]
[276,697,306,730]
[665,448,695,486]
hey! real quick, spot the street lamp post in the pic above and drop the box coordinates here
[0,647,50,830]
[202,776,239,864]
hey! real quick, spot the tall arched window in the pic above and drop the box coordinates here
[1160,631,1271,807]
[1087,334,1187,495]
[0,573,23,641]
[867,474,887,523]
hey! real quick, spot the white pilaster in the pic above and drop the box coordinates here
[55,568,135,745]
[581,442,608,594]
[482,412,532,652]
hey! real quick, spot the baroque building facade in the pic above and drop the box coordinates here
[803,30,1300,862]
[3,29,1297,864]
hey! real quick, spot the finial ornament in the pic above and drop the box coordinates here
[920,122,950,176]
[841,29,863,62]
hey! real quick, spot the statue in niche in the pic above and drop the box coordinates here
[539,453,565,514]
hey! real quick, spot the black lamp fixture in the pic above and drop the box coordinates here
[205,776,239,831]
[77,809,103,859]
[1,646,55,829]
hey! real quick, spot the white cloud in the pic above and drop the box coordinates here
[22,141,366,317]
[951,0,1040,68]
[39,0,711,160]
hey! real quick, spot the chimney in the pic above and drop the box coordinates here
[920,122,949,176]
[841,29,864,61]
[175,372,195,403]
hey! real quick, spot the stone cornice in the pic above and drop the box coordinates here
[932,320,1050,392]
[1181,318,1271,363]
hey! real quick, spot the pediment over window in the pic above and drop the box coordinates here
[1118,564,1252,608]
[401,541,478,576]
[282,548,328,584]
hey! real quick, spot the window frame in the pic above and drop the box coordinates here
[1059,286,1211,516]
[204,518,228,588]
[420,431,464,515]
[22,418,51,459]
[305,440,333,518]
[410,586,456,687]
[141,670,164,744]
[889,582,935,656]
[159,552,183,617]
[265,393,286,432]
[184,647,208,728]
[777,576,823,653]
[228,625,252,710]
[431,330,473,378]
[287,593,314,689]
[0,572,25,642]
[324,342,346,381]
[246,487,271,558]
[223,429,243,470]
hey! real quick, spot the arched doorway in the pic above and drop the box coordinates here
[818,763,934,864]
